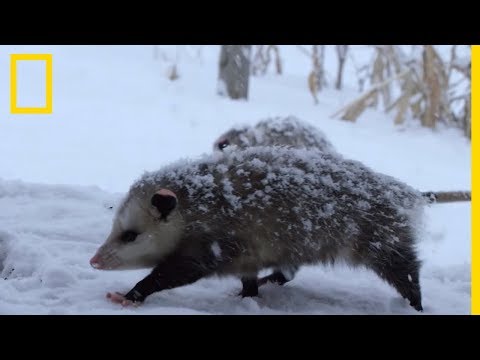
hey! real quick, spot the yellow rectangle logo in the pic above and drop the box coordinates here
[10,54,53,114]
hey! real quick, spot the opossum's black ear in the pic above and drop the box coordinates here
[151,189,177,219]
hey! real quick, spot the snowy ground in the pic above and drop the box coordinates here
[0,45,471,314]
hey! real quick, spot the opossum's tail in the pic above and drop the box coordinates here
[422,191,471,204]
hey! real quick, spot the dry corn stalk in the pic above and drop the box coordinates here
[342,45,469,135]
[308,71,319,104]
[369,45,402,109]
[421,45,443,128]
[308,45,326,105]
[331,70,409,122]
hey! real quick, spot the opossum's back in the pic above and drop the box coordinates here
[229,147,421,204]
[253,116,336,153]
[212,148,423,244]
[133,146,423,211]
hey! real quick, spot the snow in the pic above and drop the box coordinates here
[211,242,222,259]
[0,45,471,314]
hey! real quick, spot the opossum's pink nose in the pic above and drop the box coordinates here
[90,254,104,269]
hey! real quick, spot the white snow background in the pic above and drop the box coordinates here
[0,45,471,314]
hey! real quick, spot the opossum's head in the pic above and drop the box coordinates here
[213,127,250,152]
[90,189,183,270]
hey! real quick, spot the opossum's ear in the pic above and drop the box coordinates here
[151,189,177,219]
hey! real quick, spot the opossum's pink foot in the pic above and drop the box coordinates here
[106,292,136,307]
[106,291,125,303]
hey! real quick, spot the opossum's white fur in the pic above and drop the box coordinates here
[95,197,185,270]
[96,146,427,273]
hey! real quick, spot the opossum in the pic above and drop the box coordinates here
[213,115,336,154]
[89,145,470,311]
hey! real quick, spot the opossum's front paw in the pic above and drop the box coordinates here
[106,292,140,307]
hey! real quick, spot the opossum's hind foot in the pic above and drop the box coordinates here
[106,292,138,307]
[386,271,422,312]
[238,276,259,297]
[410,299,423,312]
[370,254,423,312]
[258,271,290,286]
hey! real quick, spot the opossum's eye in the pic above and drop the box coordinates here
[121,230,139,243]
[218,139,230,151]
[151,189,177,219]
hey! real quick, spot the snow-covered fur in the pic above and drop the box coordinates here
[92,146,425,311]
[213,115,336,154]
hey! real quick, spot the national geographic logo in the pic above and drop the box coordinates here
[10,54,53,114]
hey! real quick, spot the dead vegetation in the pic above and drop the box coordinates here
[331,45,471,137]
